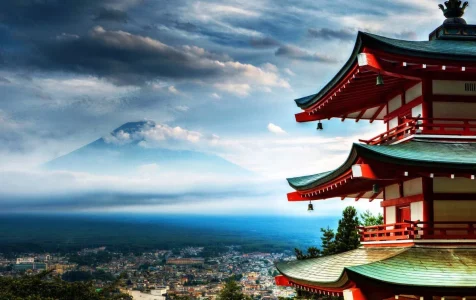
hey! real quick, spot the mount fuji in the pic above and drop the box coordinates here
[44,121,250,177]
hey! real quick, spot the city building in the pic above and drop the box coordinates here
[166,258,205,266]
[275,1,476,299]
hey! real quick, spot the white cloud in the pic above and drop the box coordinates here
[267,123,286,135]
[211,93,222,100]
[214,83,251,97]
[175,105,189,112]
[283,68,296,76]
[168,86,179,94]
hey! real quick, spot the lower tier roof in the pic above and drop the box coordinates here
[287,140,476,191]
[276,247,476,288]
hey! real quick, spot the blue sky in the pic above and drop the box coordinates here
[0,0,461,214]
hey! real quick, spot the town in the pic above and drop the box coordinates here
[0,246,297,299]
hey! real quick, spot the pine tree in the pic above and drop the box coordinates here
[320,227,336,256]
[334,206,360,253]
[359,209,384,226]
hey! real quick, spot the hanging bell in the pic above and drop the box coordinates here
[316,121,323,130]
[307,201,314,211]
[376,74,384,86]
[372,183,380,194]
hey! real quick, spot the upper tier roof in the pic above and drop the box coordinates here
[287,140,476,191]
[296,31,476,110]
[276,247,476,288]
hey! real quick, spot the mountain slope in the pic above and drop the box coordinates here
[44,121,250,176]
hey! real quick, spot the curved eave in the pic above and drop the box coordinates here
[295,33,363,110]
[287,140,476,192]
[276,247,407,288]
[297,31,476,110]
[286,147,358,191]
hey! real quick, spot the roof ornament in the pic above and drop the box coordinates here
[439,0,469,19]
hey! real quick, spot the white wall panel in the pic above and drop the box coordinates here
[403,178,423,197]
[405,83,422,103]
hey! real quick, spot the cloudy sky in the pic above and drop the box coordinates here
[0,0,458,214]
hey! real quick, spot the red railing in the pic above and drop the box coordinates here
[360,117,476,145]
[358,223,413,242]
[358,221,476,242]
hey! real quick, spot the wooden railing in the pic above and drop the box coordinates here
[358,221,476,242]
[360,117,476,145]
[358,223,413,242]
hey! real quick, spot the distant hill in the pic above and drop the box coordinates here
[44,121,250,176]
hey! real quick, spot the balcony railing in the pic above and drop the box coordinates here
[359,117,476,145]
[358,221,476,242]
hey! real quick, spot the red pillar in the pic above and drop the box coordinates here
[344,288,368,300]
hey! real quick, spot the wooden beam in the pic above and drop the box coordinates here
[355,191,366,202]
[357,53,422,81]
[380,194,423,207]
[355,109,366,123]
[433,193,476,200]
[351,164,378,179]
[370,104,386,123]
[383,96,423,122]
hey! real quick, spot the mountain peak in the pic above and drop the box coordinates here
[112,120,156,135]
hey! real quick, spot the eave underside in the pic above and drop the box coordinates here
[295,31,476,122]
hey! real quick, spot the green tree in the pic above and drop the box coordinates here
[359,209,384,226]
[320,227,336,256]
[0,270,131,300]
[334,206,360,253]
[218,279,251,300]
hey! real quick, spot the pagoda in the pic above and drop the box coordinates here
[275,1,476,299]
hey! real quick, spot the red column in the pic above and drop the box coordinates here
[344,288,368,300]
[422,177,434,223]
[421,79,433,119]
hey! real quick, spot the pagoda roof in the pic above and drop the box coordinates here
[287,140,476,191]
[276,247,404,288]
[347,247,476,287]
[296,31,476,110]
[277,247,476,288]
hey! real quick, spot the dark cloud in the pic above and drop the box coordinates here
[308,28,355,41]
[94,8,129,23]
[275,45,337,63]
[0,0,95,27]
[249,37,281,48]
[0,76,10,84]
[28,26,240,85]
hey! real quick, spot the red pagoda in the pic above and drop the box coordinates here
[275,1,476,299]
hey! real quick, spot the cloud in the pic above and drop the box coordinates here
[283,68,296,76]
[308,28,355,41]
[21,26,289,93]
[168,86,180,94]
[94,8,129,23]
[103,122,204,147]
[267,123,286,135]
[214,83,251,97]
[0,76,10,84]
[275,45,338,63]
[211,93,222,100]
[175,105,189,112]
[249,37,281,48]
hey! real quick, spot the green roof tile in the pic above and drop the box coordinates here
[347,248,476,287]
[278,247,476,288]
[287,140,476,191]
[276,247,406,287]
